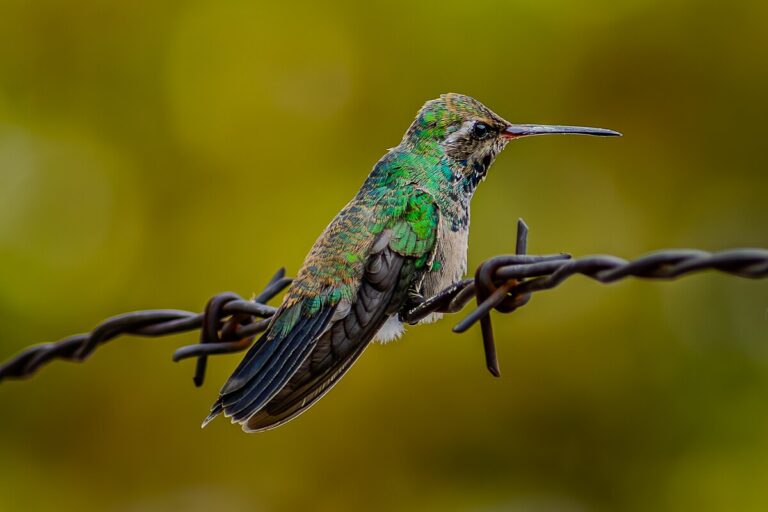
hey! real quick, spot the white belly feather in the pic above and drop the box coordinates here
[374,315,406,343]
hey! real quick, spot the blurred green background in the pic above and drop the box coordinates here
[1,0,767,510]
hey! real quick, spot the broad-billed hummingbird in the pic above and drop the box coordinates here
[204,93,620,432]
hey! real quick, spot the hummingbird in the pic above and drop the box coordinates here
[204,93,620,432]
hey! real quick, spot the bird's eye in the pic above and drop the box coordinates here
[472,122,491,140]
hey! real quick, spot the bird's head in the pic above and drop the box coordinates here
[402,93,620,192]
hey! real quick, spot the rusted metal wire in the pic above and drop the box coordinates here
[453,220,768,375]
[0,220,766,385]
[0,269,292,386]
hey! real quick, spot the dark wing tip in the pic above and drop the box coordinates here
[204,305,337,430]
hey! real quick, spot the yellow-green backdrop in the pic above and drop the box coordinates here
[1,1,767,511]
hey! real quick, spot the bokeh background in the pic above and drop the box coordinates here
[1,0,767,510]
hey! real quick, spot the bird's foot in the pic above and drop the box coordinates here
[399,279,475,324]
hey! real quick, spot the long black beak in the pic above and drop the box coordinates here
[503,124,622,139]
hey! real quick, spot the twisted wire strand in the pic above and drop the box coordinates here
[453,247,768,335]
[0,269,292,384]
[0,221,766,384]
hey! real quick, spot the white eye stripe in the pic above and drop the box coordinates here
[443,120,474,145]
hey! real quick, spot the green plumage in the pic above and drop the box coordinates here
[279,94,508,319]
[207,93,508,431]
[282,184,439,320]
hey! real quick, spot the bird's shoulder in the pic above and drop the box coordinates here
[281,184,440,313]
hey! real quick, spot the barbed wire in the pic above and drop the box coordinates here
[0,220,766,384]
[0,269,292,386]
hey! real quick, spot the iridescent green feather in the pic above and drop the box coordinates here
[271,183,438,335]
[268,94,503,338]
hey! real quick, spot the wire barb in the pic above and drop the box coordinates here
[0,223,766,385]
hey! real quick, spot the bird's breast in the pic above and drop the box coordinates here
[420,216,470,299]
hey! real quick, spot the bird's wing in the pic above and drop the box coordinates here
[205,186,439,431]
[243,188,440,432]
[243,238,410,431]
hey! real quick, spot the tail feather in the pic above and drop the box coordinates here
[202,305,335,427]
[226,310,332,421]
